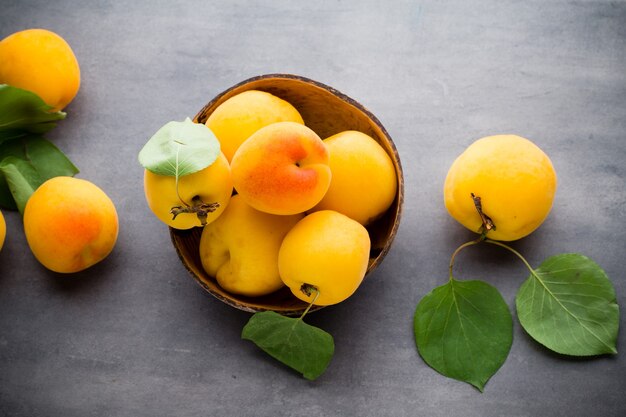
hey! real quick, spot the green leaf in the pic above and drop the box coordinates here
[242,311,335,380]
[0,157,41,214]
[0,84,66,144]
[0,136,79,179]
[0,136,79,212]
[0,173,17,210]
[414,279,513,391]
[516,253,619,356]
[138,117,220,177]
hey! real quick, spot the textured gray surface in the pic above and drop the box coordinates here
[1,0,625,416]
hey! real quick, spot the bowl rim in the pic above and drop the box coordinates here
[172,73,404,315]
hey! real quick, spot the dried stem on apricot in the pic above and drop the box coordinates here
[170,195,219,226]
[471,193,496,234]
[448,193,498,280]
[300,283,318,298]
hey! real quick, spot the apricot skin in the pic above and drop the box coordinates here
[278,210,371,306]
[143,152,233,230]
[0,210,5,252]
[23,177,118,273]
[230,121,331,215]
[206,90,304,162]
[444,135,557,241]
[0,29,80,111]
[199,195,303,297]
[312,131,397,225]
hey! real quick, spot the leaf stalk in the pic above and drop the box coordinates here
[448,236,485,281]
[298,284,320,322]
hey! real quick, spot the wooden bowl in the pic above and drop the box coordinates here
[170,74,404,316]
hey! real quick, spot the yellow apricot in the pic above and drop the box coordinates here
[206,90,304,162]
[0,209,6,252]
[0,28,80,111]
[311,130,397,225]
[444,135,557,241]
[143,152,233,230]
[278,210,371,306]
[199,195,303,297]
[23,177,118,273]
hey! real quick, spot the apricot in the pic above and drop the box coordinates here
[278,210,371,306]
[230,121,331,215]
[0,209,6,252]
[311,130,397,225]
[206,90,304,162]
[143,152,233,230]
[444,135,557,241]
[23,177,118,273]
[199,195,303,297]
[0,29,80,111]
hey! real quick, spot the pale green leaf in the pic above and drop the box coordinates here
[516,253,619,356]
[414,279,513,391]
[242,311,334,380]
[138,117,220,177]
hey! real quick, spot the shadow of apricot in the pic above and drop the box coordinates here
[42,256,116,294]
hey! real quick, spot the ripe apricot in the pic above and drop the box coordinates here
[199,195,303,297]
[230,122,331,215]
[278,210,371,306]
[206,90,304,162]
[23,177,118,273]
[311,130,397,225]
[444,135,557,241]
[0,209,6,252]
[0,28,80,111]
[143,152,233,230]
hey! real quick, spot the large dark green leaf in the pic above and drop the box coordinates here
[0,157,41,214]
[516,253,619,356]
[242,311,334,380]
[0,84,66,144]
[0,173,17,210]
[0,136,79,212]
[414,279,513,391]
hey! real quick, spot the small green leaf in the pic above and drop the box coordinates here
[0,136,79,212]
[0,136,79,179]
[0,157,41,214]
[516,253,619,356]
[414,279,513,391]
[138,118,220,177]
[0,84,66,144]
[0,173,17,210]
[242,311,335,380]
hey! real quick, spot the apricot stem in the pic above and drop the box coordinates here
[471,193,496,234]
[448,194,497,280]
[170,195,219,226]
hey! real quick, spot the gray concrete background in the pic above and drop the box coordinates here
[1,0,625,416]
